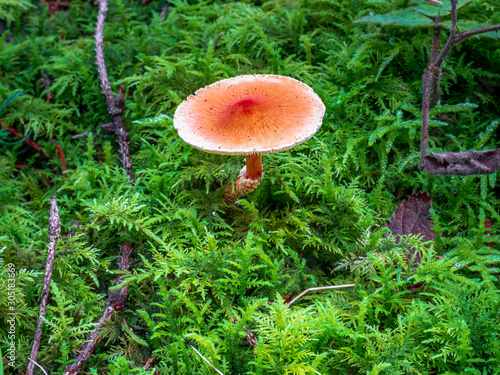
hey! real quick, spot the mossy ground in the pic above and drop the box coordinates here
[1,0,500,373]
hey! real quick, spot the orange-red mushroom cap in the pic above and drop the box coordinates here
[174,75,326,155]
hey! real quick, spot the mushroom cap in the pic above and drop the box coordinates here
[173,74,326,155]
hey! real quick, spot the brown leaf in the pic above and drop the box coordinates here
[384,191,436,243]
[383,192,436,267]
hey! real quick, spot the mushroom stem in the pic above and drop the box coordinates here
[223,155,263,205]
[244,154,263,180]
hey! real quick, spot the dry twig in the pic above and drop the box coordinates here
[190,345,225,375]
[63,243,133,375]
[419,0,500,172]
[25,197,61,375]
[160,2,170,19]
[94,0,133,181]
[28,359,49,375]
[285,284,355,307]
[62,0,135,373]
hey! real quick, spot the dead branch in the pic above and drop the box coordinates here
[424,149,500,175]
[71,132,100,139]
[160,2,170,19]
[419,0,500,171]
[190,345,225,375]
[25,197,61,375]
[213,32,223,49]
[94,0,133,181]
[452,25,500,44]
[28,359,48,375]
[62,1,135,373]
[285,284,355,307]
[63,243,133,375]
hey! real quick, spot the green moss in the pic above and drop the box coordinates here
[1,0,500,373]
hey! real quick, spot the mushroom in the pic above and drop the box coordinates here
[173,74,325,204]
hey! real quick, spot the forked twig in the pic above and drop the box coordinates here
[62,0,135,373]
[419,0,500,172]
[94,0,133,181]
[190,345,225,375]
[25,197,61,375]
[285,284,355,307]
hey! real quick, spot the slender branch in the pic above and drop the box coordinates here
[25,197,61,375]
[419,69,432,170]
[213,32,223,49]
[418,0,500,171]
[63,243,133,375]
[449,0,457,39]
[431,16,441,64]
[63,1,135,373]
[453,25,500,44]
[160,2,170,19]
[28,359,48,375]
[429,16,442,109]
[94,0,133,181]
[190,345,225,375]
[94,0,112,98]
[71,132,99,139]
[285,284,355,307]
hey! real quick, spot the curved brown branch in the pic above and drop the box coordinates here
[419,0,500,170]
[25,197,61,375]
[452,25,500,44]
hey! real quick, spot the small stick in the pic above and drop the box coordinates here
[94,0,133,181]
[160,2,170,19]
[285,284,355,307]
[63,243,133,375]
[71,132,99,139]
[213,32,223,49]
[25,197,61,375]
[62,1,135,373]
[419,0,500,170]
[190,345,225,375]
[28,359,49,375]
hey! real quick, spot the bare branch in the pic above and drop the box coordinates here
[94,0,112,98]
[419,0,500,171]
[449,0,458,39]
[419,69,432,170]
[190,345,225,375]
[28,359,48,375]
[433,0,500,69]
[94,0,133,181]
[213,32,223,49]
[160,2,170,19]
[424,149,500,175]
[71,132,99,139]
[453,25,500,44]
[25,197,61,375]
[62,0,136,372]
[285,284,355,307]
[63,243,133,375]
